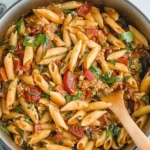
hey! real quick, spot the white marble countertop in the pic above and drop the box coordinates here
[0,0,150,19]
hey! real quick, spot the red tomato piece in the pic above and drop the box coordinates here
[54,59,62,67]
[69,125,84,139]
[14,58,22,71]
[86,28,99,37]
[84,90,91,100]
[55,85,66,95]
[23,63,32,75]
[63,71,76,94]
[34,124,41,133]
[52,7,63,17]
[54,132,63,142]
[24,86,42,103]
[117,57,129,66]
[84,69,96,81]
[76,3,92,17]
[15,49,24,60]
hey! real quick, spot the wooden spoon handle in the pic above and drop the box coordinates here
[119,109,150,150]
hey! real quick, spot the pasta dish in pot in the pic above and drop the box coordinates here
[0,1,150,150]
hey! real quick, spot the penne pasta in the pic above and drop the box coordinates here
[96,130,106,147]
[7,124,19,135]
[4,25,16,39]
[19,75,35,85]
[61,1,82,10]
[46,144,72,150]
[69,33,78,45]
[84,141,95,150]
[107,50,127,60]
[2,111,23,119]
[63,28,72,48]
[77,135,88,150]
[61,100,88,111]
[136,115,148,129]
[14,135,23,146]
[53,35,65,47]
[9,31,17,47]
[35,45,44,63]
[39,111,52,123]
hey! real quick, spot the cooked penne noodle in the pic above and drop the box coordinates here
[68,110,86,125]
[18,97,39,124]
[29,130,51,144]
[33,9,63,24]
[104,7,119,21]
[63,14,72,27]
[102,13,125,34]
[84,141,95,150]
[63,28,72,48]
[49,62,63,86]
[49,104,68,130]
[91,7,104,28]
[90,120,101,126]
[14,135,23,146]
[81,110,107,126]
[61,1,82,10]
[69,33,78,45]
[0,100,2,118]
[140,71,150,93]
[68,40,82,71]
[50,91,66,106]
[107,50,127,60]
[4,25,16,39]
[84,13,95,21]
[62,139,74,147]
[107,62,130,73]
[2,112,23,119]
[44,47,67,59]
[15,120,34,132]
[83,102,111,112]
[98,59,109,74]
[33,74,50,95]
[1,98,9,115]
[40,123,55,131]
[9,31,17,47]
[107,33,126,48]
[77,135,88,150]
[39,111,52,123]
[7,124,19,135]
[61,100,88,111]
[129,25,149,48]
[39,54,66,65]
[19,75,35,85]
[77,31,88,41]
[96,130,106,147]
[61,130,76,140]
[53,35,65,47]
[23,45,34,65]
[132,105,150,118]
[117,128,127,147]
[6,78,17,108]
[46,144,72,150]
[136,115,148,129]
[4,53,15,80]
[35,45,44,63]
[103,132,113,150]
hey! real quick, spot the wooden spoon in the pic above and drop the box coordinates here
[101,90,150,150]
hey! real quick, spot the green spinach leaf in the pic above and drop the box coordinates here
[0,124,11,136]
[16,106,25,114]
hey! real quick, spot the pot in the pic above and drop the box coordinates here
[0,0,150,150]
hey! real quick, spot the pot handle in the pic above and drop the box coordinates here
[0,3,6,16]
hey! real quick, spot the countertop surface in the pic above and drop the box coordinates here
[0,0,150,150]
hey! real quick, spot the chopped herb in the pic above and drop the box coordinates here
[41,92,49,99]
[65,88,83,103]
[86,129,92,140]
[9,45,16,50]
[139,62,142,73]
[0,41,4,46]
[141,95,148,104]
[108,60,116,66]
[90,65,100,79]
[65,113,71,119]
[120,31,133,43]
[0,124,10,136]
[25,115,34,124]
[124,75,131,81]
[128,57,135,71]
[18,128,24,139]
[16,17,23,34]
[16,106,25,114]
[22,141,28,149]
[48,85,53,91]
[71,11,77,19]
[59,141,63,145]
[59,63,66,69]
[106,125,121,139]
[106,127,110,139]
[23,34,49,48]
[62,9,73,14]
[27,104,32,109]
[101,42,108,46]
[126,42,132,52]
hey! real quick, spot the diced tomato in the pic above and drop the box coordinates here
[34,124,41,133]
[55,85,66,95]
[23,63,32,75]
[84,90,91,100]
[63,71,76,94]
[84,69,96,81]
[54,60,62,67]
[15,49,24,60]
[76,3,92,17]
[30,25,41,35]
[24,86,42,103]
[54,132,63,142]
[14,58,22,71]
[52,7,63,17]
[69,125,84,139]
[86,28,99,37]
[117,57,129,66]
[102,114,109,126]
[90,36,96,42]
